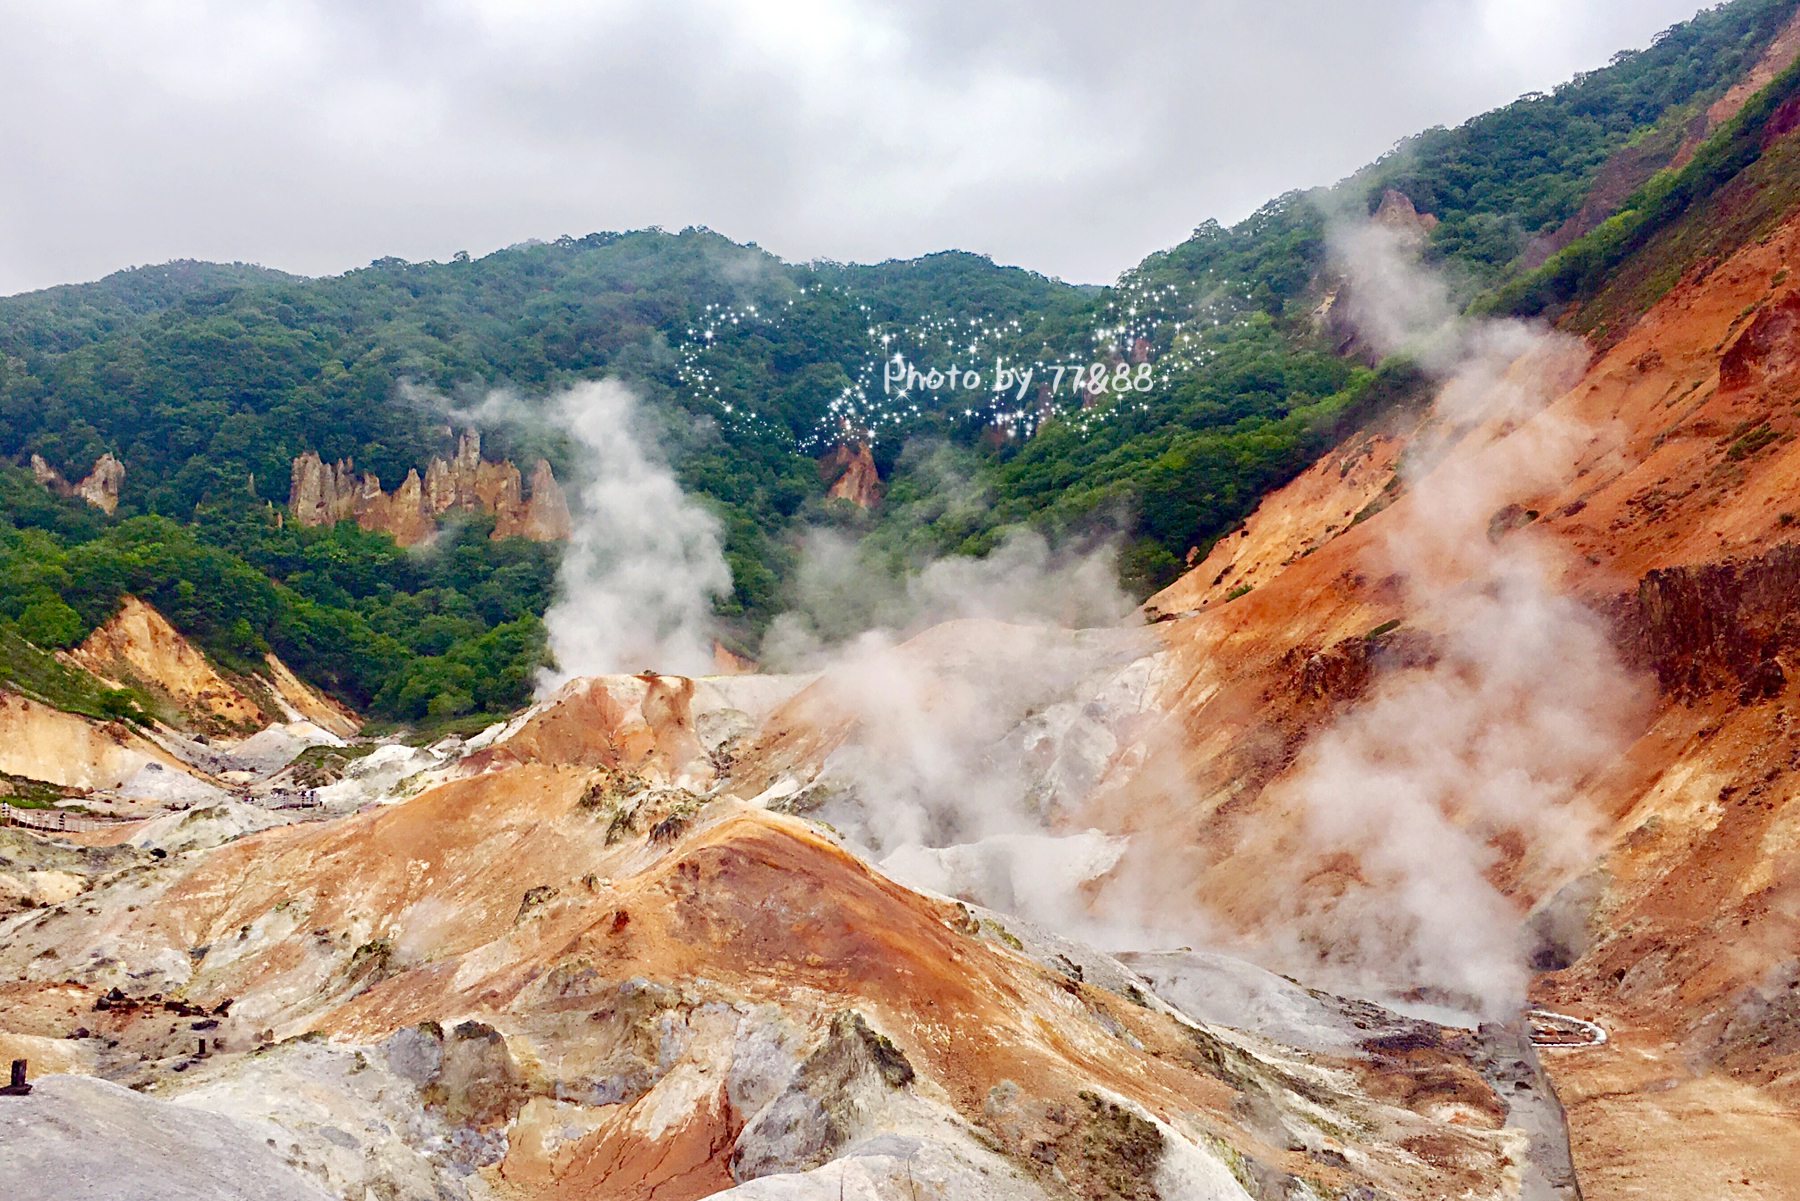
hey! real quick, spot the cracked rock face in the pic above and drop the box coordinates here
[286,434,571,548]
[30,452,125,515]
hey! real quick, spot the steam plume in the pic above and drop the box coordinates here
[1244,213,1644,1015]
[437,378,731,685]
[537,380,732,687]
[761,524,1135,670]
[749,520,1152,935]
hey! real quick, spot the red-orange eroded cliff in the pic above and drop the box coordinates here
[1119,199,1800,1197]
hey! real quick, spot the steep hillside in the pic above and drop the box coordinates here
[0,468,557,722]
[1108,172,1800,1197]
[0,671,1579,1201]
[0,1,1792,706]
[1362,0,1800,285]
[72,596,265,731]
[19,199,1800,1186]
[11,5,1800,1199]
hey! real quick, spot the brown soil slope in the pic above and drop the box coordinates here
[1120,203,1800,1197]
[1144,424,1414,619]
[73,596,263,730]
[0,675,1547,1201]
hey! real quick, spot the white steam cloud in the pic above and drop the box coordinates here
[537,380,732,687]
[761,525,1136,670]
[774,618,1155,938]
[1245,214,1643,1016]
[436,378,732,688]
[744,507,1153,936]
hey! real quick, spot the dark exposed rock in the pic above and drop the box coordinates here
[1720,290,1800,393]
[1527,871,1607,972]
[1486,502,1539,542]
[1606,544,1800,701]
[1290,626,1436,704]
[1703,959,1800,1082]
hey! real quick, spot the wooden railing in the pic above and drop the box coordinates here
[0,802,140,833]
[263,790,322,811]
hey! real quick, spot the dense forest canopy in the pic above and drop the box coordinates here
[0,0,1793,723]
[1366,0,1800,283]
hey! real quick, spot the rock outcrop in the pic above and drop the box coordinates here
[1311,192,1441,361]
[284,450,355,529]
[818,442,882,508]
[511,457,574,541]
[256,652,361,739]
[27,453,61,492]
[72,597,264,731]
[1606,544,1800,702]
[74,453,125,515]
[29,452,125,515]
[287,432,571,546]
[1371,187,1438,240]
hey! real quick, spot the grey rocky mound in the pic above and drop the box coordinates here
[0,1074,334,1201]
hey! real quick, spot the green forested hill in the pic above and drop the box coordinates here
[1366,0,1800,284]
[0,0,1792,723]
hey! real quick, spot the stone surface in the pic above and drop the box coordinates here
[29,452,125,514]
[287,433,571,546]
[73,595,264,730]
[73,453,125,515]
[818,442,882,508]
[0,1074,336,1201]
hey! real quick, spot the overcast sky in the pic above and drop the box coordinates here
[0,0,1712,295]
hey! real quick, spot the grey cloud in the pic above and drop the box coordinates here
[0,0,1709,293]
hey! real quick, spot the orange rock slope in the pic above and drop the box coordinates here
[72,595,264,729]
[1119,199,1800,1196]
[1144,422,1413,619]
[0,664,1554,1201]
[819,441,883,508]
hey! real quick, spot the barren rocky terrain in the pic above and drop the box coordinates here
[8,7,1800,1198]
[10,203,1800,1198]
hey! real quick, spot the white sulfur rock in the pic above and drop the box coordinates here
[0,1074,336,1201]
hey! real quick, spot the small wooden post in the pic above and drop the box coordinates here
[0,1058,29,1096]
